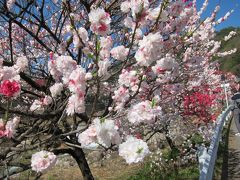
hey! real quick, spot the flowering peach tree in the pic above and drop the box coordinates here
[0,0,237,179]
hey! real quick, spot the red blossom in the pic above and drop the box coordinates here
[183,87,220,123]
[135,133,142,139]
[98,23,108,32]
[0,130,6,138]
[49,52,54,60]
[0,80,20,97]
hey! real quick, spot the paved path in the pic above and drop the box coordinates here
[227,109,240,180]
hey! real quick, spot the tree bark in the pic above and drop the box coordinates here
[165,135,176,150]
[70,148,94,180]
[54,148,94,180]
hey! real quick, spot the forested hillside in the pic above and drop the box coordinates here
[216,27,240,76]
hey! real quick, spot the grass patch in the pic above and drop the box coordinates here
[126,162,199,180]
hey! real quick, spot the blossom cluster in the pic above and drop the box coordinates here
[224,31,237,41]
[217,48,237,57]
[0,56,28,98]
[183,86,220,122]
[48,55,88,115]
[30,96,52,113]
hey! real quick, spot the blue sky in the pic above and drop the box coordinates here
[196,0,240,30]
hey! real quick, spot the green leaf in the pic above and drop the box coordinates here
[92,71,97,77]
[96,40,101,52]
[100,117,106,124]
[151,99,156,108]
[87,54,94,59]
[136,147,143,154]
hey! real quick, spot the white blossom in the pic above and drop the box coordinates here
[50,83,63,97]
[119,136,149,164]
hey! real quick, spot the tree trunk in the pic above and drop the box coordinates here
[70,147,94,180]
[54,148,94,180]
[165,135,176,150]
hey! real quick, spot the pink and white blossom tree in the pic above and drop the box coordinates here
[0,0,237,179]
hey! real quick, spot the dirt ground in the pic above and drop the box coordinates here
[43,154,141,180]
[15,152,142,180]
[226,111,240,180]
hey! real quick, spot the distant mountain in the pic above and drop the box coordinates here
[215,27,240,76]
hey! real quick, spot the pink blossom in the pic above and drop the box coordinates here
[147,6,168,22]
[30,100,44,113]
[0,119,5,137]
[85,72,93,80]
[73,27,89,48]
[217,48,237,57]
[152,54,179,75]
[89,8,111,36]
[0,66,20,82]
[169,1,184,17]
[52,0,58,4]
[66,94,85,116]
[135,32,163,66]
[31,151,57,173]
[112,86,130,110]
[78,27,89,43]
[0,130,5,137]
[98,60,111,78]
[48,60,61,81]
[198,0,209,16]
[127,100,162,124]
[78,125,97,147]
[100,36,112,60]
[216,10,234,24]
[4,117,20,138]
[68,67,86,93]
[121,1,131,13]
[110,46,129,61]
[48,56,77,84]
[124,17,135,29]
[118,69,139,89]
[43,96,52,106]
[49,52,54,60]
[73,33,81,49]
[129,0,149,19]
[65,67,87,116]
